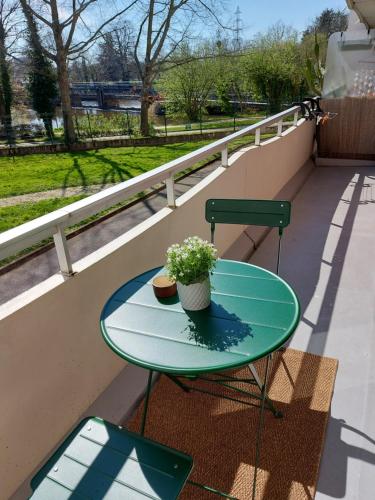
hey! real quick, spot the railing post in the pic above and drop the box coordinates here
[293,110,299,126]
[255,128,261,146]
[166,175,175,208]
[221,146,228,167]
[277,120,283,136]
[53,226,73,277]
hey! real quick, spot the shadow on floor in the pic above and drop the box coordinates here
[317,416,375,498]
[250,166,375,498]
[252,168,372,356]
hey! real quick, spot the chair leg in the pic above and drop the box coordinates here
[188,480,239,499]
[252,354,271,500]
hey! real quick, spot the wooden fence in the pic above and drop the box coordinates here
[319,97,375,160]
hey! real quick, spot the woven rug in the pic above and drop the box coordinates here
[125,348,338,499]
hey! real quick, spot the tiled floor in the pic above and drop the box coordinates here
[251,165,375,499]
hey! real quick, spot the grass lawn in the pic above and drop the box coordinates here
[0,140,213,198]
[0,132,278,236]
[159,117,262,133]
[0,195,87,233]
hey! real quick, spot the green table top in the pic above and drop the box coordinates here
[100,259,300,375]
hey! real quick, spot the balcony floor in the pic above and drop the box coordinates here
[251,165,375,499]
[11,164,375,500]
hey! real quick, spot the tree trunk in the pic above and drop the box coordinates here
[57,53,76,145]
[140,97,150,136]
[268,92,282,114]
[50,0,76,145]
[140,76,152,136]
[43,116,54,139]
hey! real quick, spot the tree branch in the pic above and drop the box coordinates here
[68,0,138,55]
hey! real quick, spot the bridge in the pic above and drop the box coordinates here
[70,81,149,109]
[69,81,268,113]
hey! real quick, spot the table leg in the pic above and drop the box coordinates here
[165,373,191,392]
[252,354,271,500]
[248,363,283,418]
[140,370,153,436]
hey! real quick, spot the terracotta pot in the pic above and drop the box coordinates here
[152,276,177,298]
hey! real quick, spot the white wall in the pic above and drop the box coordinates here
[0,120,315,499]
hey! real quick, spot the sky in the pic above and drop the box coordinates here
[231,0,349,39]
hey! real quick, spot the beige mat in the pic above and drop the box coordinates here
[126,348,338,499]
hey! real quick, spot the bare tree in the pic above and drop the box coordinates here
[97,22,135,81]
[303,8,348,40]
[20,0,138,145]
[134,0,224,136]
[112,23,136,80]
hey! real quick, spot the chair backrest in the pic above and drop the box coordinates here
[205,198,291,274]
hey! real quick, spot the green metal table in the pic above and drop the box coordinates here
[100,259,300,499]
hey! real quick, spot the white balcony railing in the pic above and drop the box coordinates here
[0,105,303,276]
[0,103,317,500]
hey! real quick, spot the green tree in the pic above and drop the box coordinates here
[213,48,249,114]
[159,46,215,122]
[213,42,236,114]
[24,12,58,138]
[245,25,305,113]
[0,42,12,140]
[27,51,58,138]
[304,32,325,96]
[301,30,328,66]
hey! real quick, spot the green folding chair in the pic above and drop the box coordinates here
[204,198,292,498]
[30,417,193,499]
[205,198,291,275]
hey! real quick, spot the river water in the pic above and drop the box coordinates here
[12,98,143,131]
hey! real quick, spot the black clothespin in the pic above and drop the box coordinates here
[292,102,314,120]
[303,97,324,117]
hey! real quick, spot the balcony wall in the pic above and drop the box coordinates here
[0,120,315,499]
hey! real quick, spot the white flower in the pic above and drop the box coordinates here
[166,236,217,283]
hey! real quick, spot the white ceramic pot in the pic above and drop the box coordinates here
[177,276,211,311]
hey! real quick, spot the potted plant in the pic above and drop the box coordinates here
[166,236,218,311]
